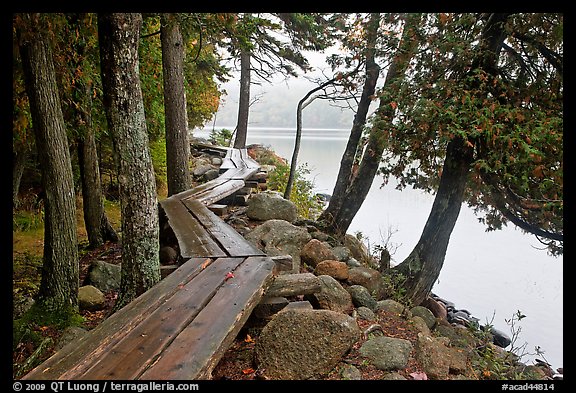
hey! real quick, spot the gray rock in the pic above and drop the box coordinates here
[211,157,223,166]
[245,220,311,270]
[340,364,363,380]
[192,164,213,177]
[359,336,413,371]
[78,285,106,312]
[410,305,437,329]
[246,191,298,222]
[347,266,382,297]
[255,309,361,380]
[203,168,220,181]
[331,246,352,262]
[355,306,377,322]
[490,326,512,348]
[305,275,354,314]
[375,299,406,315]
[347,285,377,311]
[346,258,362,268]
[410,315,431,336]
[13,296,35,319]
[415,333,456,379]
[85,260,121,292]
[343,234,370,262]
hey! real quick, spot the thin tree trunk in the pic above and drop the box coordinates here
[323,13,419,236]
[17,13,79,314]
[161,13,190,196]
[13,145,28,207]
[234,48,251,148]
[318,13,381,226]
[98,13,160,311]
[77,83,119,248]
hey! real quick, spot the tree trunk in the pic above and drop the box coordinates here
[392,13,511,305]
[17,13,79,315]
[77,85,119,248]
[161,13,190,196]
[318,13,381,227]
[234,48,251,148]
[322,13,419,236]
[393,137,474,305]
[98,13,160,310]
[13,144,28,207]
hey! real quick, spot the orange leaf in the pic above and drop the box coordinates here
[244,334,255,343]
[201,259,210,270]
[390,101,398,110]
[242,368,255,375]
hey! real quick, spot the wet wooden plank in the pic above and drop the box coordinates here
[139,256,276,380]
[240,148,261,170]
[220,148,244,171]
[183,199,264,257]
[188,179,245,206]
[23,257,214,380]
[176,177,230,199]
[160,198,226,258]
[77,258,246,380]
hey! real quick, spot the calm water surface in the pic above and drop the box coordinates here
[195,126,563,371]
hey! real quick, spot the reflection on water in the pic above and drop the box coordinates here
[195,127,563,371]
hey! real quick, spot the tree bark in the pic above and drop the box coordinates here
[234,48,251,148]
[98,13,160,310]
[322,13,419,236]
[17,13,79,314]
[161,13,190,196]
[318,13,381,228]
[77,89,119,248]
[392,137,474,305]
[12,144,28,207]
[392,13,512,305]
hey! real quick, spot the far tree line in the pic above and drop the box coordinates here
[12,13,562,323]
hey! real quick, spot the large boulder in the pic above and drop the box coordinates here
[84,260,121,292]
[246,191,298,222]
[245,220,311,270]
[255,309,361,379]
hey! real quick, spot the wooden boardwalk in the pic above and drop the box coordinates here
[23,145,278,380]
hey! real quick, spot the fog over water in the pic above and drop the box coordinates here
[194,124,563,372]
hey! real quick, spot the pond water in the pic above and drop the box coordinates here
[194,126,563,372]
